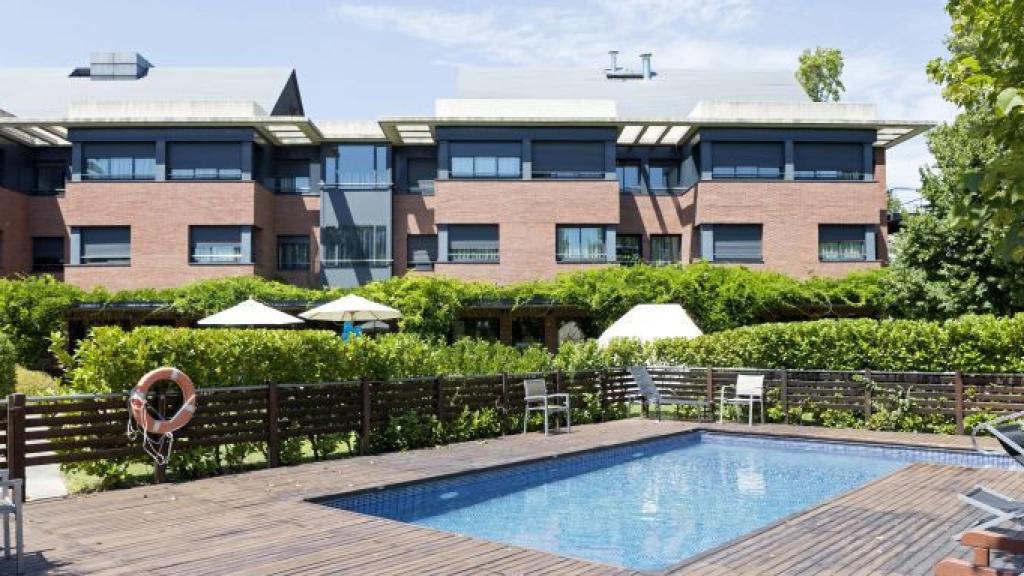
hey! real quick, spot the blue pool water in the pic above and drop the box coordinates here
[324,433,1013,571]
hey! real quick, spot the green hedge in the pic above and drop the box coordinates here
[63,327,554,394]
[0,332,15,396]
[1,264,886,369]
[642,314,1024,372]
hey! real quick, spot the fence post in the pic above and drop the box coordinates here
[360,379,371,455]
[863,369,873,421]
[705,367,714,419]
[780,368,789,425]
[6,394,25,499]
[953,371,965,435]
[599,369,608,416]
[266,382,281,468]
[500,373,510,434]
[154,389,167,483]
[434,376,446,423]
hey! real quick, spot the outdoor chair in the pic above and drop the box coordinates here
[0,470,23,574]
[718,374,765,426]
[523,378,570,435]
[628,366,708,421]
[935,528,1024,576]
[958,412,1024,536]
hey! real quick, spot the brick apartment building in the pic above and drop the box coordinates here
[0,52,931,291]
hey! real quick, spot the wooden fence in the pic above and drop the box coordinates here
[5,367,1024,492]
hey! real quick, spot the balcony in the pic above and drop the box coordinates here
[322,170,392,190]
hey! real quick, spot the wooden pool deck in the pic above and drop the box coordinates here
[12,420,1024,575]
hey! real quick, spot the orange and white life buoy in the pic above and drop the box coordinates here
[129,367,198,435]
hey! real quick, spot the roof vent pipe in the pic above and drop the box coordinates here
[640,53,653,79]
[607,50,620,71]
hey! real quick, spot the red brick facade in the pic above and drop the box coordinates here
[0,186,30,275]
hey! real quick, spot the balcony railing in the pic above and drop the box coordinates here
[795,170,865,181]
[273,176,314,195]
[531,170,605,180]
[711,166,783,179]
[323,170,392,190]
[448,249,499,263]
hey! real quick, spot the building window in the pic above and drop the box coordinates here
[33,163,68,195]
[277,235,310,270]
[616,162,641,193]
[83,143,155,180]
[322,225,388,266]
[648,162,679,192]
[274,160,312,194]
[168,143,243,180]
[447,225,499,263]
[531,141,605,179]
[450,142,520,179]
[795,143,865,180]
[556,226,606,263]
[452,318,499,341]
[324,145,389,188]
[78,227,131,265]
[616,234,642,264]
[407,234,438,270]
[406,157,436,194]
[709,224,762,262]
[190,226,249,264]
[819,225,873,261]
[711,142,784,179]
[650,234,681,264]
[31,237,64,273]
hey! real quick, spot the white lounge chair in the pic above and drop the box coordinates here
[718,374,765,426]
[523,378,570,435]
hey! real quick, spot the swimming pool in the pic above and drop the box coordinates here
[322,432,1013,571]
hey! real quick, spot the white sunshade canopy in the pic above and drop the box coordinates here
[299,294,402,323]
[197,299,304,326]
[597,304,703,347]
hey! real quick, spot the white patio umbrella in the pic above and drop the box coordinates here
[197,298,304,326]
[299,294,402,323]
[597,304,702,347]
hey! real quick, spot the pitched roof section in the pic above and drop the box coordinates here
[456,67,810,119]
[0,66,302,118]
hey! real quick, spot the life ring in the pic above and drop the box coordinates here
[129,367,198,435]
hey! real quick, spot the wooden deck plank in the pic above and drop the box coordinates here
[10,420,1024,575]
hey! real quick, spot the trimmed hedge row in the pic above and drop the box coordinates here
[639,314,1024,372]
[1,263,886,369]
[60,314,1024,397]
[62,327,554,394]
[0,332,14,396]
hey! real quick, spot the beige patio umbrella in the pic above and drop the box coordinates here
[299,294,401,323]
[197,298,304,326]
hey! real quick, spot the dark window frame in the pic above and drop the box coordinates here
[407,234,439,270]
[556,225,607,263]
[189,226,248,265]
[321,225,389,267]
[82,142,156,181]
[276,234,311,270]
[650,234,682,265]
[818,224,870,262]
[447,225,500,263]
[711,224,763,263]
[167,142,244,181]
[78,226,131,266]
[615,233,642,264]
[616,161,642,194]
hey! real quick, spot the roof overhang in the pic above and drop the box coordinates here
[378,116,934,148]
[0,115,325,147]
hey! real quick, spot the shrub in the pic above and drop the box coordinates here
[0,276,81,369]
[0,333,15,396]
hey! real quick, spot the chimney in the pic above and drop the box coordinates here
[640,53,653,80]
[607,50,620,72]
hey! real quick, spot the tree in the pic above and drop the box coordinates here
[928,0,1024,261]
[882,110,1024,318]
[795,47,845,102]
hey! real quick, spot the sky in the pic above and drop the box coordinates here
[1,0,954,197]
